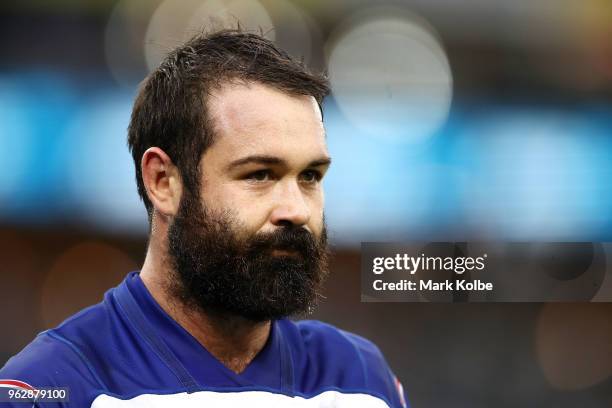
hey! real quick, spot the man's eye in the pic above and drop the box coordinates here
[246,170,271,182]
[300,170,322,183]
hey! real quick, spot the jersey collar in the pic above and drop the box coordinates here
[124,271,287,390]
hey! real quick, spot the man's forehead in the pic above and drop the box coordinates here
[205,81,328,163]
[208,81,323,131]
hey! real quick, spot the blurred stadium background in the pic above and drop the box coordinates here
[1,0,612,406]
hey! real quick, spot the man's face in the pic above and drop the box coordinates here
[200,81,330,239]
[167,82,331,321]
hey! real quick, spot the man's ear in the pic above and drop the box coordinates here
[141,147,182,218]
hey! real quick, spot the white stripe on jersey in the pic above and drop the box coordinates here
[91,389,391,408]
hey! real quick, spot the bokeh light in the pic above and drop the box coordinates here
[105,0,158,89]
[144,0,275,71]
[536,303,612,391]
[260,0,321,69]
[326,7,453,145]
[592,243,612,301]
[40,241,137,328]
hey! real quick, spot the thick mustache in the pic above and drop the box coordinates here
[249,228,316,253]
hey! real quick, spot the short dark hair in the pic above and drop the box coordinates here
[127,29,330,221]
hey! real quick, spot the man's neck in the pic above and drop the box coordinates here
[140,253,270,374]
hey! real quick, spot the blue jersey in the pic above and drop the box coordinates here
[0,272,407,407]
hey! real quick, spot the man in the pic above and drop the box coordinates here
[0,29,407,407]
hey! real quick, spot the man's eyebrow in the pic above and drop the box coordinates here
[227,155,282,170]
[307,157,332,168]
[227,155,332,171]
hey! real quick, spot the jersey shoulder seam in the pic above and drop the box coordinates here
[43,330,109,392]
[296,320,372,386]
[336,329,370,386]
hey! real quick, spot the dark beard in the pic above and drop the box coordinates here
[167,190,330,322]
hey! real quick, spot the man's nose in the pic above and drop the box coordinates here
[269,180,311,228]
